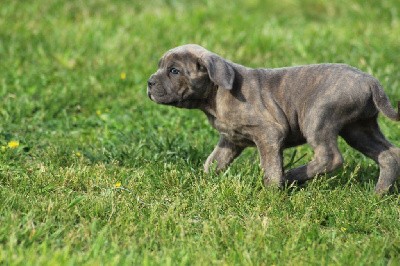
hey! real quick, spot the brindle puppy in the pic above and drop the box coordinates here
[147,44,400,194]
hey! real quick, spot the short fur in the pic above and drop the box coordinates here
[147,44,400,194]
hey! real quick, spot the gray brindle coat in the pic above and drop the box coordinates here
[147,44,400,194]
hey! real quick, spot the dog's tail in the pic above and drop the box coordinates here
[371,82,400,121]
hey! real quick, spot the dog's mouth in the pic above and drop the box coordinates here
[160,99,182,107]
[147,92,160,103]
[148,91,180,106]
[167,99,207,109]
[148,89,205,109]
[147,90,153,100]
[148,88,182,105]
[147,90,167,102]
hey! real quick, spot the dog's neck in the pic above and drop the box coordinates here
[199,85,219,118]
[200,70,245,119]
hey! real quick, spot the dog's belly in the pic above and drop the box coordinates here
[209,115,308,148]
[283,133,307,148]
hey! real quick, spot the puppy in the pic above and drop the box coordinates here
[147,44,400,193]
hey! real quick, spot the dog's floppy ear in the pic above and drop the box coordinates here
[199,53,235,90]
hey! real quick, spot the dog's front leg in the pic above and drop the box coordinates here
[204,136,244,173]
[256,138,284,188]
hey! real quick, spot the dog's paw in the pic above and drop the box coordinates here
[263,177,284,189]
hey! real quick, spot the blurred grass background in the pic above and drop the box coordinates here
[1,0,400,265]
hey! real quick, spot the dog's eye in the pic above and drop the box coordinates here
[170,68,180,75]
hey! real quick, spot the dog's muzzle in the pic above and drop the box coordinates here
[147,79,156,100]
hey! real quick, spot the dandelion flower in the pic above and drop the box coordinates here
[114,181,122,188]
[75,152,82,157]
[7,140,19,149]
[120,72,126,80]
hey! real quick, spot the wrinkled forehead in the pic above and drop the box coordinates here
[158,45,207,68]
[158,51,196,69]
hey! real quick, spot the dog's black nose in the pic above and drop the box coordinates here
[147,80,156,87]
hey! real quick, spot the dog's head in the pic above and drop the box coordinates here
[147,44,235,108]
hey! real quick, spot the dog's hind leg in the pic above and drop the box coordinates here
[284,133,344,184]
[340,118,400,194]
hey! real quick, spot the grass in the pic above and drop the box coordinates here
[1,0,400,264]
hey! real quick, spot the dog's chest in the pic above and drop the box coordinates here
[207,116,254,146]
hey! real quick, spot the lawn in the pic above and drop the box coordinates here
[1,0,400,265]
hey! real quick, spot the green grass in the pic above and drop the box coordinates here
[1,0,400,265]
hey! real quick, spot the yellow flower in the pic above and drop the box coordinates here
[96,110,102,115]
[75,152,82,157]
[7,140,19,149]
[120,72,126,80]
[114,182,122,188]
